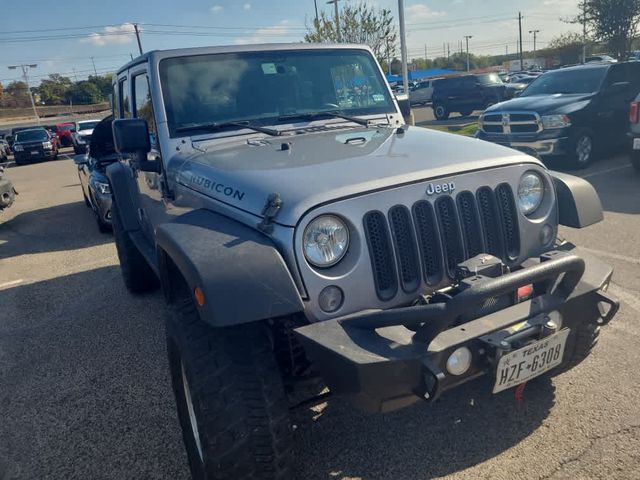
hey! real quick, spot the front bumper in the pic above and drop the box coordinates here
[14,148,56,162]
[295,246,618,412]
[477,130,569,157]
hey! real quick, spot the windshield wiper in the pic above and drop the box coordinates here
[176,121,281,137]
[277,111,382,128]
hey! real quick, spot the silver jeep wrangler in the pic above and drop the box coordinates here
[105,44,619,479]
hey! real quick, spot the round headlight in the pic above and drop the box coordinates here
[303,215,349,268]
[517,172,544,216]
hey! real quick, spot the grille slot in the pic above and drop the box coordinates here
[412,201,443,285]
[476,187,505,258]
[435,196,465,278]
[495,183,521,259]
[389,205,421,293]
[363,211,398,300]
[456,191,484,258]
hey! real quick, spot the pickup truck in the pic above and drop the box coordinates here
[478,63,640,169]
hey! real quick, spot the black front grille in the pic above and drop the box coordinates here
[363,185,521,300]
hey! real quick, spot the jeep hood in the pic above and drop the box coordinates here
[172,126,538,226]
[487,93,594,115]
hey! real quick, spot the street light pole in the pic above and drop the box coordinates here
[398,0,409,96]
[327,0,341,42]
[313,0,319,25]
[90,56,97,76]
[529,29,540,66]
[464,35,473,72]
[8,64,39,124]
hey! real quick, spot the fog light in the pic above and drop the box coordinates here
[318,285,343,313]
[446,347,472,376]
[540,224,554,246]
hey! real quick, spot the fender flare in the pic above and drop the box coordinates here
[156,209,304,327]
[105,161,141,231]
[550,170,603,228]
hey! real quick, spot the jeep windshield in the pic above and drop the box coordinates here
[159,49,395,136]
[521,67,607,96]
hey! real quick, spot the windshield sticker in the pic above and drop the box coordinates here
[261,63,277,75]
[372,94,385,102]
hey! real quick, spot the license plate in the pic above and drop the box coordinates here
[493,329,570,394]
[633,138,640,150]
[31,150,39,155]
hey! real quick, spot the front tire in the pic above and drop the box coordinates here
[111,197,158,292]
[167,293,294,480]
[433,103,449,121]
[567,131,595,169]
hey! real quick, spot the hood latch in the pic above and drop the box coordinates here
[257,193,283,234]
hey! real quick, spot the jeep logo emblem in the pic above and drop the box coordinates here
[426,181,456,196]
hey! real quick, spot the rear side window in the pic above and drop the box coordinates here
[133,73,157,147]
[119,78,130,118]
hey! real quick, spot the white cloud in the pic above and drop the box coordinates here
[83,23,136,47]
[211,5,223,13]
[406,4,446,22]
[243,3,251,11]
[234,20,292,44]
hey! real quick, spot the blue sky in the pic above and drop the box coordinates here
[1,0,582,85]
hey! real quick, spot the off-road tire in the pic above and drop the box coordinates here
[167,295,294,480]
[433,103,450,121]
[551,322,600,376]
[111,198,158,292]
[632,151,640,173]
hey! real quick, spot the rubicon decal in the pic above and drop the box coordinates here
[426,181,456,196]
[189,174,245,201]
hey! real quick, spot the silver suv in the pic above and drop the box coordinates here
[103,44,619,480]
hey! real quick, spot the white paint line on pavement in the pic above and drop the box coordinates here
[579,246,640,266]
[609,283,640,314]
[579,164,632,179]
[0,279,24,290]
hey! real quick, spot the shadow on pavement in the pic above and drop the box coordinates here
[0,201,112,260]
[0,266,189,479]
[294,377,555,479]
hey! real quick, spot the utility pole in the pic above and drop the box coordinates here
[424,44,427,61]
[464,35,473,72]
[327,0,341,42]
[90,56,97,76]
[133,23,143,55]
[529,29,540,66]
[72,67,78,82]
[518,12,524,70]
[443,42,446,58]
[398,0,409,95]
[313,0,319,25]
[505,45,509,56]
[447,43,450,60]
[8,64,39,124]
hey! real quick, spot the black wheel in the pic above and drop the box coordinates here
[550,322,600,377]
[167,289,293,480]
[53,149,59,160]
[631,151,640,174]
[567,131,595,169]
[433,103,449,121]
[0,188,15,210]
[94,204,111,233]
[459,110,473,117]
[111,197,158,292]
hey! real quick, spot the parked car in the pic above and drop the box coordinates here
[0,139,10,161]
[72,119,100,154]
[7,125,38,149]
[431,73,506,120]
[12,127,59,165]
[586,54,617,64]
[409,79,438,105]
[55,122,76,147]
[75,117,115,232]
[630,94,640,172]
[478,62,640,168]
[628,51,640,62]
[0,166,17,213]
[106,44,617,479]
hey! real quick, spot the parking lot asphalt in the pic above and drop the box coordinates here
[1,145,640,479]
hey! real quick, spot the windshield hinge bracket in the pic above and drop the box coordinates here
[257,193,283,234]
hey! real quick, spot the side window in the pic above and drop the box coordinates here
[133,73,157,148]
[119,78,130,118]
[604,66,625,86]
[112,83,119,118]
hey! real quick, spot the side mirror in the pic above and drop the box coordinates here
[112,118,160,173]
[394,93,411,118]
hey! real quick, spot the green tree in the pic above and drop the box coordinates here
[2,81,31,108]
[86,73,113,100]
[38,74,73,105]
[66,81,102,105]
[305,2,397,65]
